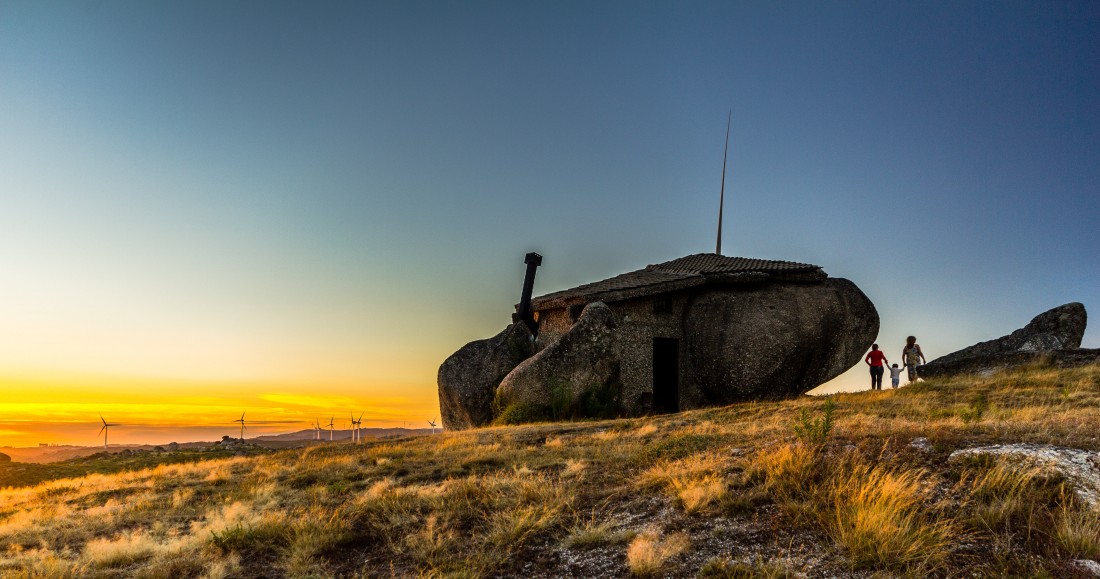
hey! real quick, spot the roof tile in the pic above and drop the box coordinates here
[529,253,823,311]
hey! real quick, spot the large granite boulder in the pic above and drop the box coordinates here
[684,278,879,402]
[919,303,1087,379]
[438,322,534,430]
[494,302,621,418]
[0,452,9,463]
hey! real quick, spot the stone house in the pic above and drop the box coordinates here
[523,254,835,414]
[439,253,878,429]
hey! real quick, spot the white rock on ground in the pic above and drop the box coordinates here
[1073,559,1100,577]
[949,444,1100,510]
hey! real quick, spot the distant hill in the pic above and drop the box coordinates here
[0,445,158,464]
[1,428,438,463]
[255,427,434,442]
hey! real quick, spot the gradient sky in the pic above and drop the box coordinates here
[1,1,1097,446]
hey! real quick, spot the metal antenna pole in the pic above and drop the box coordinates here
[717,111,731,255]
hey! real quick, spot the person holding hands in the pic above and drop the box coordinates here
[902,336,927,381]
[865,344,889,390]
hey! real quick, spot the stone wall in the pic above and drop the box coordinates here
[533,291,716,415]
[606,294,691,415]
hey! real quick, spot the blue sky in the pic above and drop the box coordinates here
[0,1,1097,443]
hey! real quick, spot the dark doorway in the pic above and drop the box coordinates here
[652,337,679,413]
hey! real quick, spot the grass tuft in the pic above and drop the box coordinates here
[625,529,690,576]
[827,462,956,571]
[1053,503,1100,558]
[745,443,816,499]
[698,556,796,578]
[564,519,636,550]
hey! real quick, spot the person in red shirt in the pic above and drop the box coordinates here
[865,344,889,390]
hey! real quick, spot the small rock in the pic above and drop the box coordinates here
[1073,559,1100,577]
[909,437,932,452]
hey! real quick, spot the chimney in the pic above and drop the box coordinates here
[516,252,542,335]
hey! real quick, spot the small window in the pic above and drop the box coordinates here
[568,303,585,321]
[652,297,672,314]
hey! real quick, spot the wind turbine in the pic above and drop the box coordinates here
[427,418,437,435]
[97,415,119,449]
[229,413,298,442]
[327,416,335,442]
[313,419,322,441]
[233,412,248,440]
[351,413,364,443]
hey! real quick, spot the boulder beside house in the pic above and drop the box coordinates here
[439,253,880,430]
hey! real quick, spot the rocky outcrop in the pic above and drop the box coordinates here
[684,278,879,402]
[949,444,1100,510]
[0,452,9,463]
[438,322,534,430]
[495,302,621,415]
[919,303,1088,379]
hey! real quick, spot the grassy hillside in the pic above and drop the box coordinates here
[1,363,1099,578]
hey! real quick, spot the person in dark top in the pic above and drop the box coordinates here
[865,343,889,390]
[902,336,927,381]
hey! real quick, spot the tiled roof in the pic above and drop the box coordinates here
[529,253,824,311]
[645,253,821,275]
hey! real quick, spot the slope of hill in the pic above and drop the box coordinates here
[1,363,1099,577]
[256,427,432,442]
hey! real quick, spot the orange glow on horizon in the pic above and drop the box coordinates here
[0,369,440,447]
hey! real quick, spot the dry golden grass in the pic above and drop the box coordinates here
[1053,503,1100,558]
[671,474,727,513]
[0,363,1096,577]
[826,462,957,571]
[563,515,636,550]
[961,461,1048,532]
[745,442,816,499]
[625,529,690,576]
[698,556,797,578]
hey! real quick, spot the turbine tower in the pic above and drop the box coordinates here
[716,110,731,255]
[352,413,364,443]
[97,415,119,449]
[427,418,437,435]
[327,416,335,442]
[314,419,322,441]
[233,412,248,441]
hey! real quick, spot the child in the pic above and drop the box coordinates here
[888,363,904,389]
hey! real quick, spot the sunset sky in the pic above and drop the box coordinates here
[1,2,1097,447]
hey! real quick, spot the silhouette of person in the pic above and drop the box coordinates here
[865,343,888,390]
[902,336,926,381]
